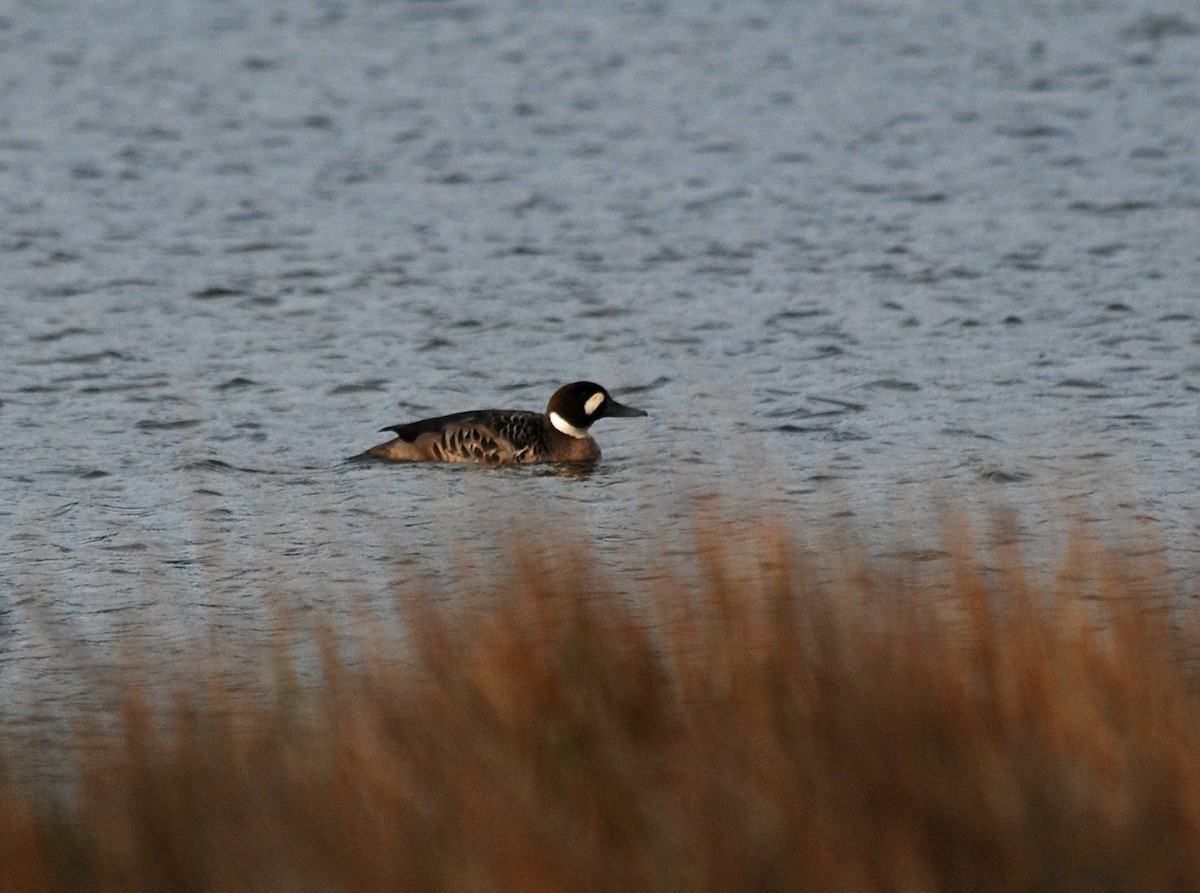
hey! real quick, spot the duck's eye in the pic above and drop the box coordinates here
[584,392,605,415]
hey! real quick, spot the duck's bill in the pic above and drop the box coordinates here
[606,399,648,418]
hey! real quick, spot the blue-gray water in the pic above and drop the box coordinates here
[3,1,1199,733]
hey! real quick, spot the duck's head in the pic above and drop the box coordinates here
[546,381,648,438]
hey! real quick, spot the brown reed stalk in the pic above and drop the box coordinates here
[2,518,1199,892]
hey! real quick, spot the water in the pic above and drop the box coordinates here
[3,0,1200,732]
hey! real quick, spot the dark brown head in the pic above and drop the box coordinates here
[545,381,647,438]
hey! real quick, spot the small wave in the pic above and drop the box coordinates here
[30,327,97,343]
[32,349,128,365]
[1068,200,1157,215]
[328,379,390,395]
[191,285,249,299]
[182,458,271,474]
[980,468,1031,484]
[216,377,258,391]
[135,418,203,431]
[863,378,920,392]
[1120,13,1199,42]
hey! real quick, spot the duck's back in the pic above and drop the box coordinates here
[367,409,548,464]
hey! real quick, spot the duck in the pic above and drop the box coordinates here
[353,381,647,464]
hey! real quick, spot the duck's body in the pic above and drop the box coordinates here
[354,381,646,465]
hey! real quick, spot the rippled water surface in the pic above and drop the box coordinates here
[3,1,1200,728]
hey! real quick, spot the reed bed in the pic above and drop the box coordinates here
[2,518,1199,892]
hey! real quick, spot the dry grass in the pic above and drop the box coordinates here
[3,518,1200,892]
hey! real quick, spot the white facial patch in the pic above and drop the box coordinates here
[550,411,589,439]
[584,392,605,416]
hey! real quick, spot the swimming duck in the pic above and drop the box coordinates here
[354,381,647,464]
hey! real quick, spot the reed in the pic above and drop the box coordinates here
[2,518,1199,892]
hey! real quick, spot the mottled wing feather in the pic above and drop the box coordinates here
[489,413,545,453]
[381,410,545,464]
[435,422,506,464]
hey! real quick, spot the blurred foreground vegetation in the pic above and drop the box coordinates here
[2,517,1199,892]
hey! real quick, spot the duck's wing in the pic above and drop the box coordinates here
[381,410,544,464]
[484,411,546,452]
[381,410,491,440]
